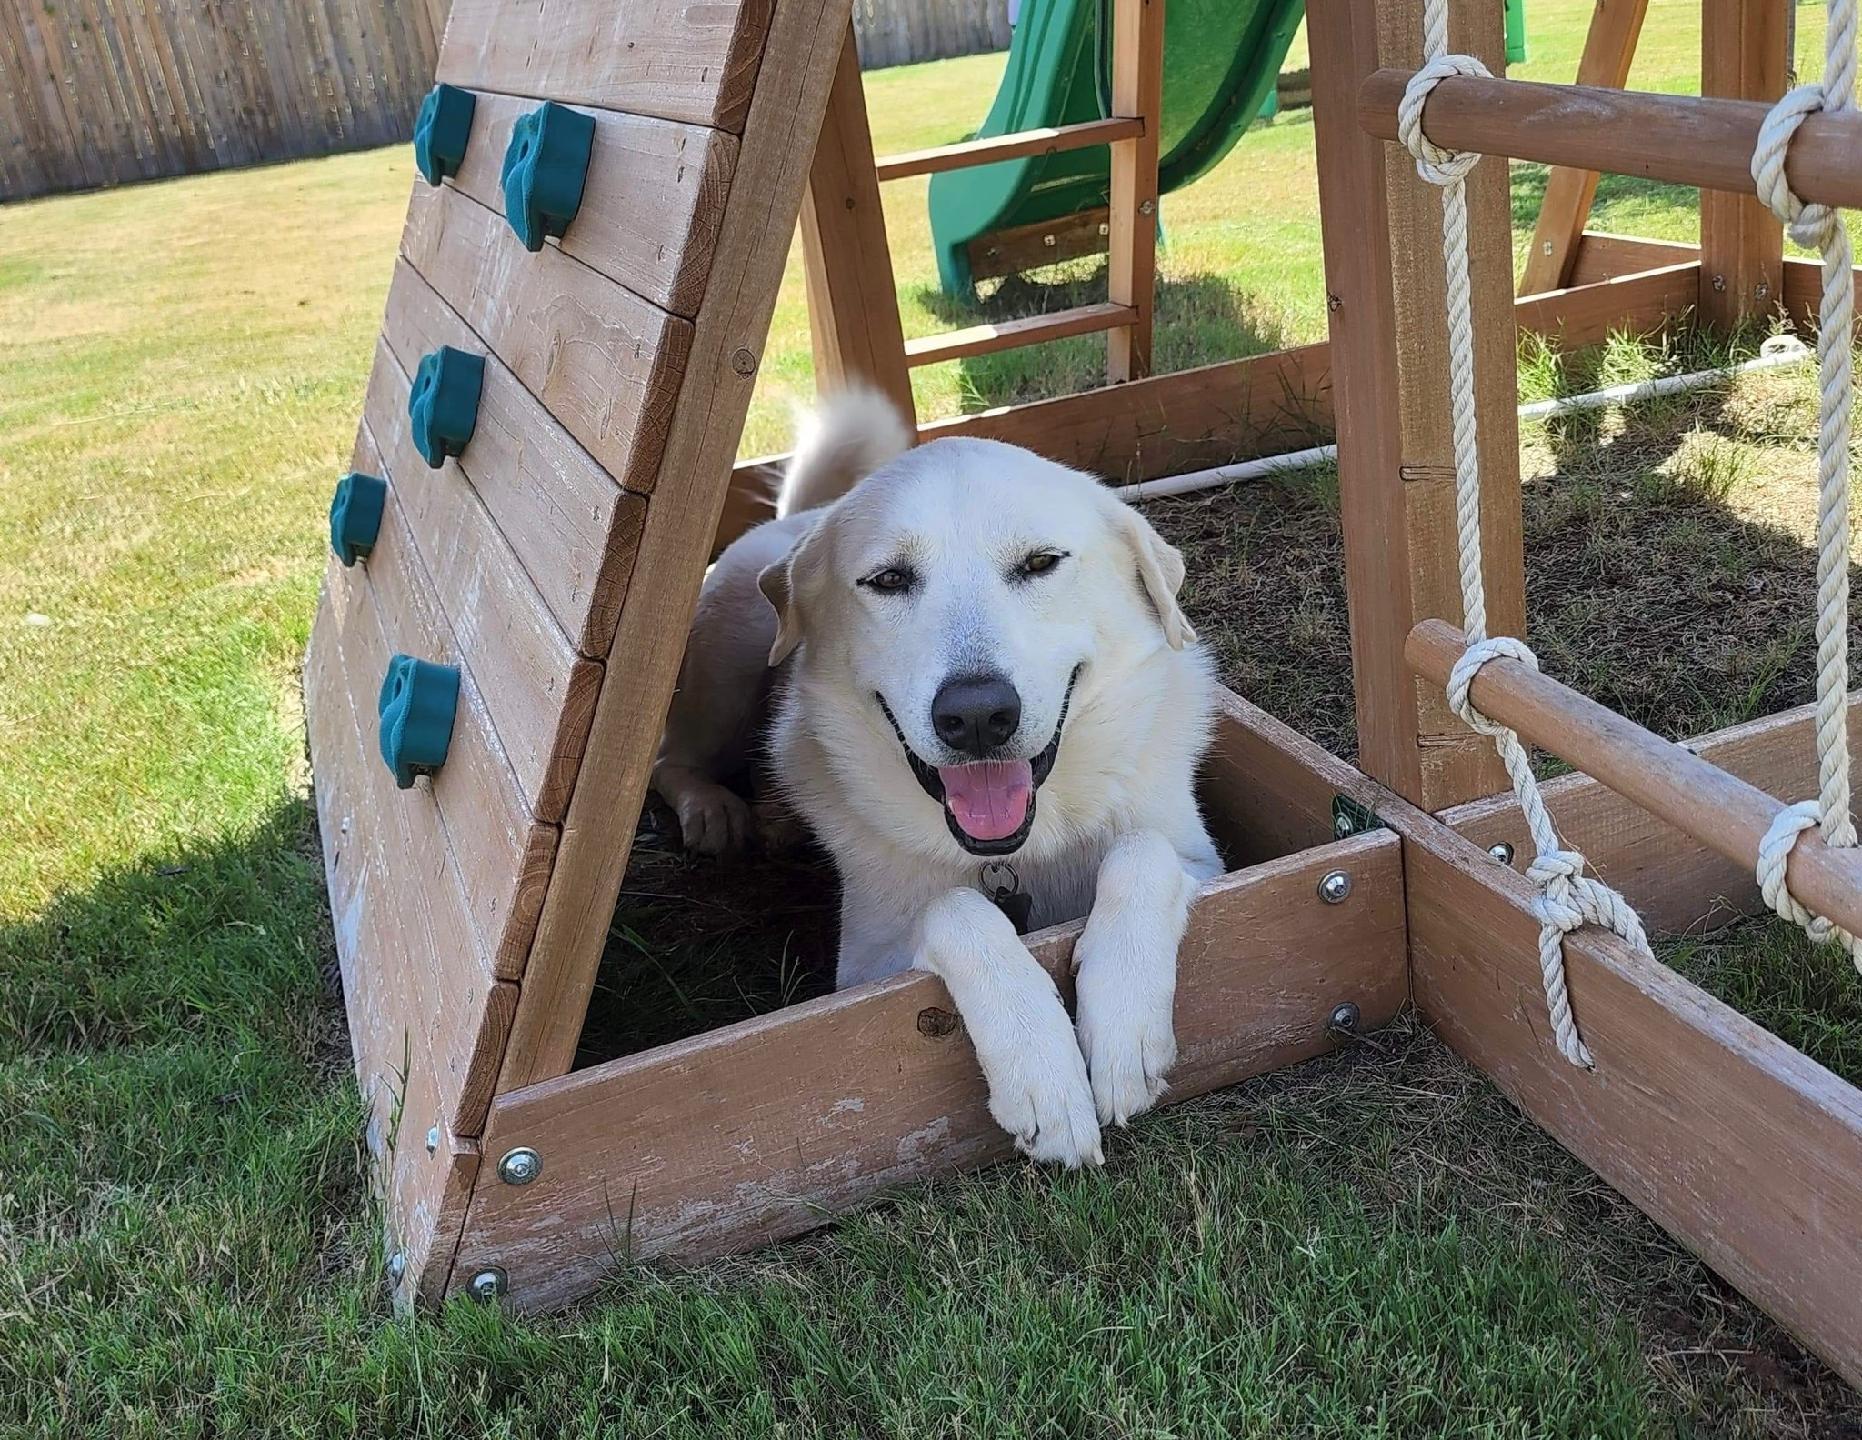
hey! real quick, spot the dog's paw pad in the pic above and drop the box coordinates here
[674,783,752,857]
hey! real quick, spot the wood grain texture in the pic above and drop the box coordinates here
[1105,0,1162,381]
[491,0,862,1093]
[1699,0,1785,329]
[1441,694,1862,936]
[381,261,646,659]
[452,832,1408,1310]
[444,93,738,318]
[1308,0,1518,809]
[969,206,1113,283]
[801,22,917,423]
[435,0,773,132]
[1358,70,1862,211]
[361,342,603,825]
[347,424,557,978]
[399,182,693,496]
[1517,0,1649,296]
[1405,824,1862,1393]
[905,302,1137,366]
[1566,231,1698,284]
[1511,260,1701,343]
[875,117,1143,181]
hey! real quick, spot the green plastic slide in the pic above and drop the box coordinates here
[926,0,1528,300]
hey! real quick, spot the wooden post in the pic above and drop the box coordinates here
[1700,0,1786,329]
[1518,0,1649,295]
[1106,0,1163,383]
[800,18,917,425]
[1307,0,1521,809]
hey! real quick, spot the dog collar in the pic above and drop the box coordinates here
[979,861,1032,935]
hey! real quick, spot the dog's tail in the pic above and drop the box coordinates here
[776,387,913,518]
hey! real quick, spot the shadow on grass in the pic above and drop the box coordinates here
[1508,163,1696,236]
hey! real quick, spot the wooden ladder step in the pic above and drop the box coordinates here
[874,117,1144,182]
[903,302,1139,367]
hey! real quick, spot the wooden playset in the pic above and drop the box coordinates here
[303,0,1862,1389]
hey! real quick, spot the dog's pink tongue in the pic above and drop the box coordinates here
[938,760,1034,841]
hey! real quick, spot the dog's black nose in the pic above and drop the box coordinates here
[931,674,1022,757]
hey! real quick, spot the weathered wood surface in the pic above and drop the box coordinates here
[1562,233,1861,330]
[1699,0,1785,330]
[493,0,863,1092]
[347,424,556,976]
[381,262,646,659]
[444,93,738,319]
[851,0,1011,69]
[361,340,603,824]
[1105,0,1163,382]
[435,0,773,132]
[399,182,693,496]
[905,302,1138,367]
[0,0,440,201]
[1511,260,1701,342]
[969,207,1115,283]
[1442,696,1862,936]
[801,22,917,423]
[453,832,1408,1310]
[1309,0,1520,808]
[876,118,1143,181]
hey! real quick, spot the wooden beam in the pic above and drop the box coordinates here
[1409,619,1862,940]
[1700,0,1786,330]
[450,827,1409,1310]
[1518,0,1649,296]
[1511,259,1701,342]
[1565,230,1698,284]
[1308,0,1520,809]
[875,118,1144,182]
[800,19,916,423]
[968,207,1112,283]
[903,302,1138,366]
[1358,70,1862,211]
[1105,0,1163,382]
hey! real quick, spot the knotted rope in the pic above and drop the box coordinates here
[1400,8,1658,1067]
[1748,0,1861,963]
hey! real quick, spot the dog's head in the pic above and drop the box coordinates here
[760,437,1196,859]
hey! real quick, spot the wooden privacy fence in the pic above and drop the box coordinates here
[0,0,447,201]
[852,0,1011,68]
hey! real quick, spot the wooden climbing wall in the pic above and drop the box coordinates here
[304,0,855,1303]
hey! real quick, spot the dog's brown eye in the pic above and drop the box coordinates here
[860,566,915,594]
[1018,551,1065,578]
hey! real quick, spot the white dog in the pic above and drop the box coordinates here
[652,391,1222,1166]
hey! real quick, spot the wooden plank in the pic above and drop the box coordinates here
[399,182,694,497]
[435,0,773,133]
[1409,620,1862,940]
[1517,0,1649,295]
[347,424,559,976]
[875,117,1144,181]
[1511,260,1702,342]
[380,261,647,660]
[1566,230,1698,284]
[904,302,1138,366]
[444,92,739,319]
[1700,0,1785,329]
[452,831,1408,1310]
[1405,822,1862,1394]
[969,207,1112,283]
[1442,694,1862,936]
[1105,0,1162,382]
[800,20,917,423]
[489,0,868,1093]
[1308,0,1518,809]
[1357,70,1862,212]
[361,341,603,824]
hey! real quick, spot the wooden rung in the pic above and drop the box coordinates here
[1407,619,1862,941]
[874,118,1145,182]
[903,302,1138,367]
[1358,71,1862,210]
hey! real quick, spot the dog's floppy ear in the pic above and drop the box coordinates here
[1109,499,1197,649]
[757,519,831,666]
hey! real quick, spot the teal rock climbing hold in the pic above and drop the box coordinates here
[500,101,596,252]
[378,654,459,789]
[329,471,387,567]
[413,83,476,187]
[407,346,484,468]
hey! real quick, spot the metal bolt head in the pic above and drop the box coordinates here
[498,1146,542,1186]
[1755,280,1771,299]
[425,1124,441,1155]
[1318,870,1352,904]
[1139,199,1156,216]
[469,1267,507,1300]
[1043,232,1058,248]
[1329,1001,1361,1034]
[1333,810,1354,839]
[1541,239,1554,255]
[386,1251,407,1283]
[1488,841,1515,865]
[1712,273,1728,292]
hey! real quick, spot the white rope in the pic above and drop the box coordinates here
[1401,11,1659,1068]
[1747,0,1861,964]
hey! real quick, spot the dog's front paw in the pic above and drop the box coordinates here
[970,1004,1102,1167]
[1075,941,1178,1127]
[672,780,752,857]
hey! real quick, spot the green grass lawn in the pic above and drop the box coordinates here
[5,0,1862,1432]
